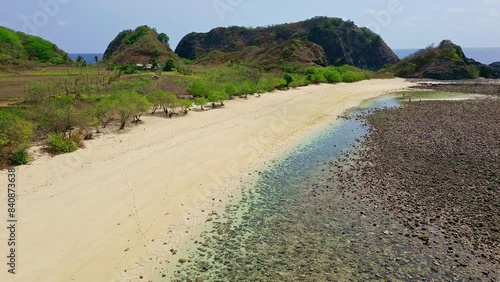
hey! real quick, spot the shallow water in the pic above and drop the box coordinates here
[171,96,468,281]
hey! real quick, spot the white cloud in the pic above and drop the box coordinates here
[484,0,500,4]
[57,20,68,26]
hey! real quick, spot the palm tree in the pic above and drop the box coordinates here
[94,55,100,75]
[76,55,84,75]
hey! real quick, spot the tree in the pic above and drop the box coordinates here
[25,81,53,105]
[194,97,208,111]
[94,55,100,75]
[112,92,151,129]
[208,90,229,107]
[163,59,175,72]
[158,33,170,48]
[76,55,85,75]
[187,79,209,97]
[34,96,96,136]
[151,49,160,69]
[284,73,293,88]
[146,90,160,114]
[160,92,178,117]
[178,99,193,114]
[94,96,116,128]
[224,83,239,98]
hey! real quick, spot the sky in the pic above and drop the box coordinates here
[1,0,499,53]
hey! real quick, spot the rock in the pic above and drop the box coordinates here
[175,17,398,70]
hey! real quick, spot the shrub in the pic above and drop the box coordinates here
[0,113,33,163]
[466,65,480,79]
[47,133,78,153]
[163,59,175,72]
[341,71,364,83]
[309,72,327,84]
[289,75,309,88]
[258,79,276,92]
[224,83,239,97]
[304,67,317,75]
[208,90,229,107]
[194,97,208,110]
[178,99,193,114]
[324,69,342,83]
[187,79,209,97]
[284,73,293,87]
[69,131,85,148]
[10,150,30,165]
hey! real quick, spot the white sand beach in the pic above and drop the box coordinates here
[0,79,414,282]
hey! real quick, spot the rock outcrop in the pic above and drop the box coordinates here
[390,40,500,80]
[175,17,399,70]
[103,25,178,65]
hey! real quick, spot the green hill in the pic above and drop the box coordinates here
[175,17,399,70]
[390,40,500,80]
[0,26,68,69]
[103,25,179,65]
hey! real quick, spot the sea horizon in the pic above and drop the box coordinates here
[70,47,500,65]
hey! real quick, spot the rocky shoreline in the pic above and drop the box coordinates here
[345,99,499,281]
[172,97,498,281]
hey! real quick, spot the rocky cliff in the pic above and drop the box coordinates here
[175,17,399,70]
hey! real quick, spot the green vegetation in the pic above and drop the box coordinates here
[112,92,150,128]
[284,73,293,88]
[10,150,30,165]
[179,99,193,114]
[1,55,379,166]
[194,97,208,111]
[0,26,68,68]
[164,59,175,72]
[0,109,33,165]
[47,133,78,153]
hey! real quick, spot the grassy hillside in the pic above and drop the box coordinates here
[0,26,68,70]
[196,38,328,71]
[103,25,179,65]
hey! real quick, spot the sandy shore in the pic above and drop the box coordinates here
[0,79,413,282]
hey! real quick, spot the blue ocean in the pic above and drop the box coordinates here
[394,48,500,65]
[68,53,104,63]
